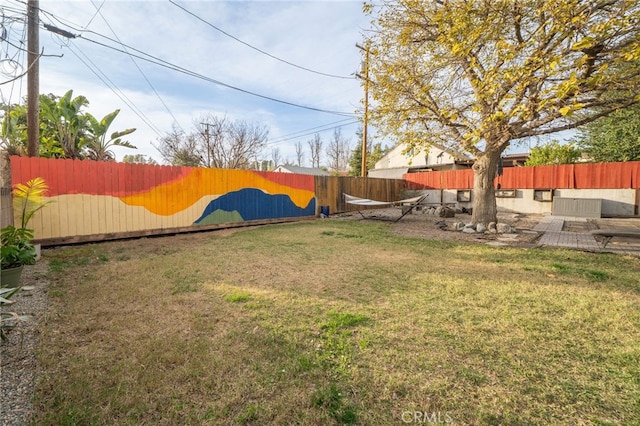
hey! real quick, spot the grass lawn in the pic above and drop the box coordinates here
[33,220,640,425]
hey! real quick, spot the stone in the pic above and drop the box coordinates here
[488,222,497,231]
[435,206,455,218]
[476,223,487,233]
[462,227,476,234]
[496,223,513,233]
[453,222,465,231]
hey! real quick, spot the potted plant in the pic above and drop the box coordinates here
[1,226,37,287]
[1,177,51,287]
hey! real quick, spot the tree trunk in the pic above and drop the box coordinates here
[471,152,500,225]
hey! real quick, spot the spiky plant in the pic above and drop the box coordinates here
[12,177,52,229]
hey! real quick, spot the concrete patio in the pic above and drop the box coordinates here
[534,216,640,256]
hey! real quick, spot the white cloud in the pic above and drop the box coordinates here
[3,0,369,165]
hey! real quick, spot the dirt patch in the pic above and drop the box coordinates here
[331,208,544,246]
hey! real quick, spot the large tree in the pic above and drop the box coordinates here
[575,104,640,162]
[365,0,640,224]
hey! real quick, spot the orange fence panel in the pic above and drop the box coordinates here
[407,161,640,190]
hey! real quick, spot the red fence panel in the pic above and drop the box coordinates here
[632,162,640,188]
[497,167,529,189]
[407,161,640,190]
[441,169,473,189]
[573,162,640,188]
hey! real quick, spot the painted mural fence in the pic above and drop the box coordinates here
[404,161,640,190]
[9,156,315,243]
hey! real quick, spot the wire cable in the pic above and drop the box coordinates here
[36,6,357,116]
[267,120,360,146]
[38,11,165,136]
[169,0,355,80]
[267,118,356,143]
[88,0,185,132]
[84,0,104,30]
[66,41,165,137]
[77,35,356,117]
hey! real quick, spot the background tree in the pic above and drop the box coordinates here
[325,128,351,173]
[294,141,304,166]
[525,140,582,166]
[271,148,282,168]
[308,133,323,168]
[157,115,269,169]
[0,103,28,156]
[39,90,90,159]
[575,105,640,162]
[348,126,388,176]
[2,91,135,160]
[365,0,640,224]
[155,124,201,166]
[122,154,157,165]
[349,142,388,176]
[224,119,269,169]
[195,115,226,168]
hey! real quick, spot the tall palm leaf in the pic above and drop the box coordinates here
[84,109,136,161]
[12,177,53,229]
[40,90,90,159]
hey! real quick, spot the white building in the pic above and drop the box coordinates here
[369,144,472,179]
[273,165,330,176]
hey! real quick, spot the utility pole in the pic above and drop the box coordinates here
[27,0,39,157]
[200,122,212,167]
[356,43,370,177]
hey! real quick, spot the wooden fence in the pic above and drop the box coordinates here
[315,176,406,215]
[0,154,12,229]
[10,155,639,245]
[404,161,640,189]
[7,157,405,245]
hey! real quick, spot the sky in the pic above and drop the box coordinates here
[0,0,372,165]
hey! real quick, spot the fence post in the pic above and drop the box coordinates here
[0,153,14,228]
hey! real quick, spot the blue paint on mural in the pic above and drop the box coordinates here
[194,188,316,225]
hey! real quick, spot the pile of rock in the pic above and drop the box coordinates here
[451,221,517,234]
[421,206,456,218]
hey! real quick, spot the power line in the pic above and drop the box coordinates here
[267,118,356,143]
[77,35,356,117]
[38,11,165,136]
[88,0,184,132]
[169,0,355,80]
[0,6,26,107]
[66,41,165,137]
[267,119,360,146]
[84,0,104,30]
[37,7,357,117]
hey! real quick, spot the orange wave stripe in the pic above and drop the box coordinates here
[119,168,315,216]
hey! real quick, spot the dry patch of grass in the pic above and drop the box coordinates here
[33,221,640,425]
